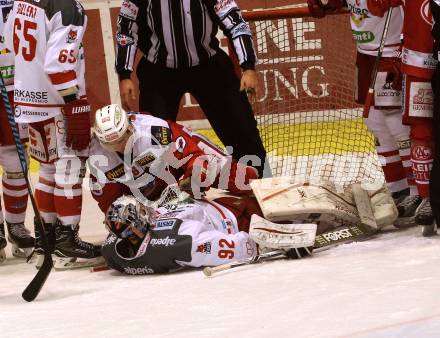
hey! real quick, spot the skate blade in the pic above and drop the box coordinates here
[54,256,105,270]
[11,245,33,259]
[422,223,438,237]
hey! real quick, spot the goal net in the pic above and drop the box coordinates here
[240,7,384,188]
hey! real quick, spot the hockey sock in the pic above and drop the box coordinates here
[411,123,434,198]
[35,164,57,223]
[2,172,28,224]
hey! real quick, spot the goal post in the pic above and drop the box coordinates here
[231,6,384,189]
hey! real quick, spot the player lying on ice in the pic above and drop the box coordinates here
[98,178,399,275]
[88,103,261,206]
[100,189,316,275]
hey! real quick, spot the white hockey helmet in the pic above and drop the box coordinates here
[94,104,130,143]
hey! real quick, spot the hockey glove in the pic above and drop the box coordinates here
[62,99,91,151]
[285,246,314,259]
[307,0,345,18]
[385,49,402,91]
[366,0,402,17]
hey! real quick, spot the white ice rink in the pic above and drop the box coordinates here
[1,189,440,338]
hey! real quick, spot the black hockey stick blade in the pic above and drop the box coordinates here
[22,253,53,302]
[314,223,377,250]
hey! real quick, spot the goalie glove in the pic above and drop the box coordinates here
[62,99,91,151]
[307,0,345,18]
[385,49,402,91]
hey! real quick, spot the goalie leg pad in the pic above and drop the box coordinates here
[249,214,317,250]
[367,185,399,228]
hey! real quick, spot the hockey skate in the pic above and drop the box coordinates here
[6,222,34,258]
[394,195,422,228]
[415,198,437,237]
[53,221,103,270]
[0,223,7,264]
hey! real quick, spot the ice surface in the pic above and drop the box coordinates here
[1,189,440,338]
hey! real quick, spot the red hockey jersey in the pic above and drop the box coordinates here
[401,0,437,79]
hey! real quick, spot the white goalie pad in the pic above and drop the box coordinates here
[250,178,398,229]
[249,214,317,250]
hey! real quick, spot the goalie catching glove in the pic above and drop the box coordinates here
[62,99,91,151]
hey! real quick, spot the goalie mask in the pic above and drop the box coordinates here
[105,195,153,243]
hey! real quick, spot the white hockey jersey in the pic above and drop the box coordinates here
[89,113,256,206]
[89,114,174,195]
[346,0,402,57]
[101,198,257,274]
[0,0,14,91]
[3,0,87,123]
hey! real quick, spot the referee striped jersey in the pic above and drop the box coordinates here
[115,0,256,79]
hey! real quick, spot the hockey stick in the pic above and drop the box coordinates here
[363,7,394,117]
[0,74,53,302]
[204,220,378,277]
[203,250,286,277]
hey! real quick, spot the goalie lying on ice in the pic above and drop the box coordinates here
[101,191,316,275]
[101,180,397,275]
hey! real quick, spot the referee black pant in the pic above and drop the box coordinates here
[136,51,269,178]
[431,67,440,226]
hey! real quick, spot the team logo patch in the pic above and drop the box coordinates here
[153,219,177,231]
[105,164,125,180]
[196,242,212,254]
[421,0,433,27]
[116,33,134,47]
[151,126,172,145]
[175,136,186,153]
[374,72,401,107]
[409,82,434,118]
[66,30,78,43]
[136,153,155,167]
[412,145,432,161]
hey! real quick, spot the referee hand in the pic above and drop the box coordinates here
[240,69,259,102]
[120,79,137,111]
